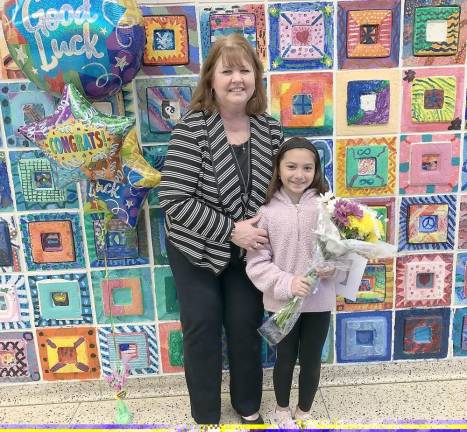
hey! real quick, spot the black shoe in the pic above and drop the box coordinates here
[240,414,264,424]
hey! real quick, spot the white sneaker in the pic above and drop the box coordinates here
[269,408,298,429]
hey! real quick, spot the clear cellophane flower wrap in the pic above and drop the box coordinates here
[258,193,396,346]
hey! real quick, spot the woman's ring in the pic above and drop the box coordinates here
[255,242,260,249]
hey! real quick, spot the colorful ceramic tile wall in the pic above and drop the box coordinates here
[0,0,466,386]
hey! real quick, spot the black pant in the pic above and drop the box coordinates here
[273,311,331,412]
[166,241,264,424]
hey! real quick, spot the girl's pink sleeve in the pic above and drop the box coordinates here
[245,211,294,301]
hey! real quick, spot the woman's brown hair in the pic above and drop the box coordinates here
[189,34,267,115]
[265,137,329,204]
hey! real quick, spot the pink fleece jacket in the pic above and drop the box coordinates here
[246,187,337,313]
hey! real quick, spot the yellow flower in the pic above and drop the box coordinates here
[348,213,381,243]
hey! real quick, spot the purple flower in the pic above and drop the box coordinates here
[332,199,363,227]
[104,361,130,392]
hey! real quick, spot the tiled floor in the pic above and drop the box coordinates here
[0,379,465,426]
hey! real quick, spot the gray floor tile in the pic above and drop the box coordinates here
[0,403,80,424]
[71,397,192,425]
[321,379,467,422]
[0,381,101,407]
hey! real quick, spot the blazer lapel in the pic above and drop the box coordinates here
[247,114,274,217]
[204,111,244,220]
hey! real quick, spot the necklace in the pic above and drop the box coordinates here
[229,139,250,211]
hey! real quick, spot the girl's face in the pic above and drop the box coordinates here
[279,148,316,203]
[211,55,256,112]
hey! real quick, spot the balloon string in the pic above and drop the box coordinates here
[100,218,121,369]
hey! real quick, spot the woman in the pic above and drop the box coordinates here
[159,34,283,425]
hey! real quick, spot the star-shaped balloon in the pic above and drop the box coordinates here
[18,84,134,186]
[85,128,161,227]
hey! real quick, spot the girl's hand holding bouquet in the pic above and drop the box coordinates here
[291,276,312,297]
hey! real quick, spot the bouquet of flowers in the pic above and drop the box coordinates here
[258,193,396,345]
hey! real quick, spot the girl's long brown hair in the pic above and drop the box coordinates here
[265,137,329,204]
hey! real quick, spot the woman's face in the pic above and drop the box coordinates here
[211,55,256,112]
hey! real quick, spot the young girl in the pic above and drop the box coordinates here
[246,137,336,428]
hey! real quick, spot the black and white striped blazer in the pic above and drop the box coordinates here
[159,110,283,274]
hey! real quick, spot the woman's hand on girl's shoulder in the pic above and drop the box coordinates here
[231,215,269,251]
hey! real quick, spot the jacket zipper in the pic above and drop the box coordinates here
[296,204,300,241]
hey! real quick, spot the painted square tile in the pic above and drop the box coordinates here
[308,138,333,191]
[154,266,179,322]
[159,321,184,373]
[398,195,456,251]
[0,216,21,273]
[401,67,464,133]
[0,152,13,212]
[354,197,396,244]
[454,253,467,305]
[0,81,56,147]
[140,5,200,75]
[19,213,85,271]
[135,77,198,143]
[91,267,155,324]
[459,195,467,249]
[395,253,453,308]
[336,311,392,362]
[36,327,100,381]
[83,212,149,268]
[336,69,400,135]
[347,81,390,125]
[29,273,92,327]
[394,308,450,360]
[268,2,334,71]
[337,0,401,69]
[0,275,30,330]
[143,145,167,206]
[452,307,467,356]
[98,325,159,376]
[271,72,333,137]
[462,134,467,191]
[199,4,266,67]
[337,258,394,312]
[399,134,460,194]
[90,91,126,117]
[149,207,168,265]
[402,0,466,66]
[335,136,396,197]
[0,331,40,383]
[9,150,78,210]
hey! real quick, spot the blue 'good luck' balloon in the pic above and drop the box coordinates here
[2,0,145,99]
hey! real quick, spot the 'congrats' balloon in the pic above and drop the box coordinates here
[2,0,145,99]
